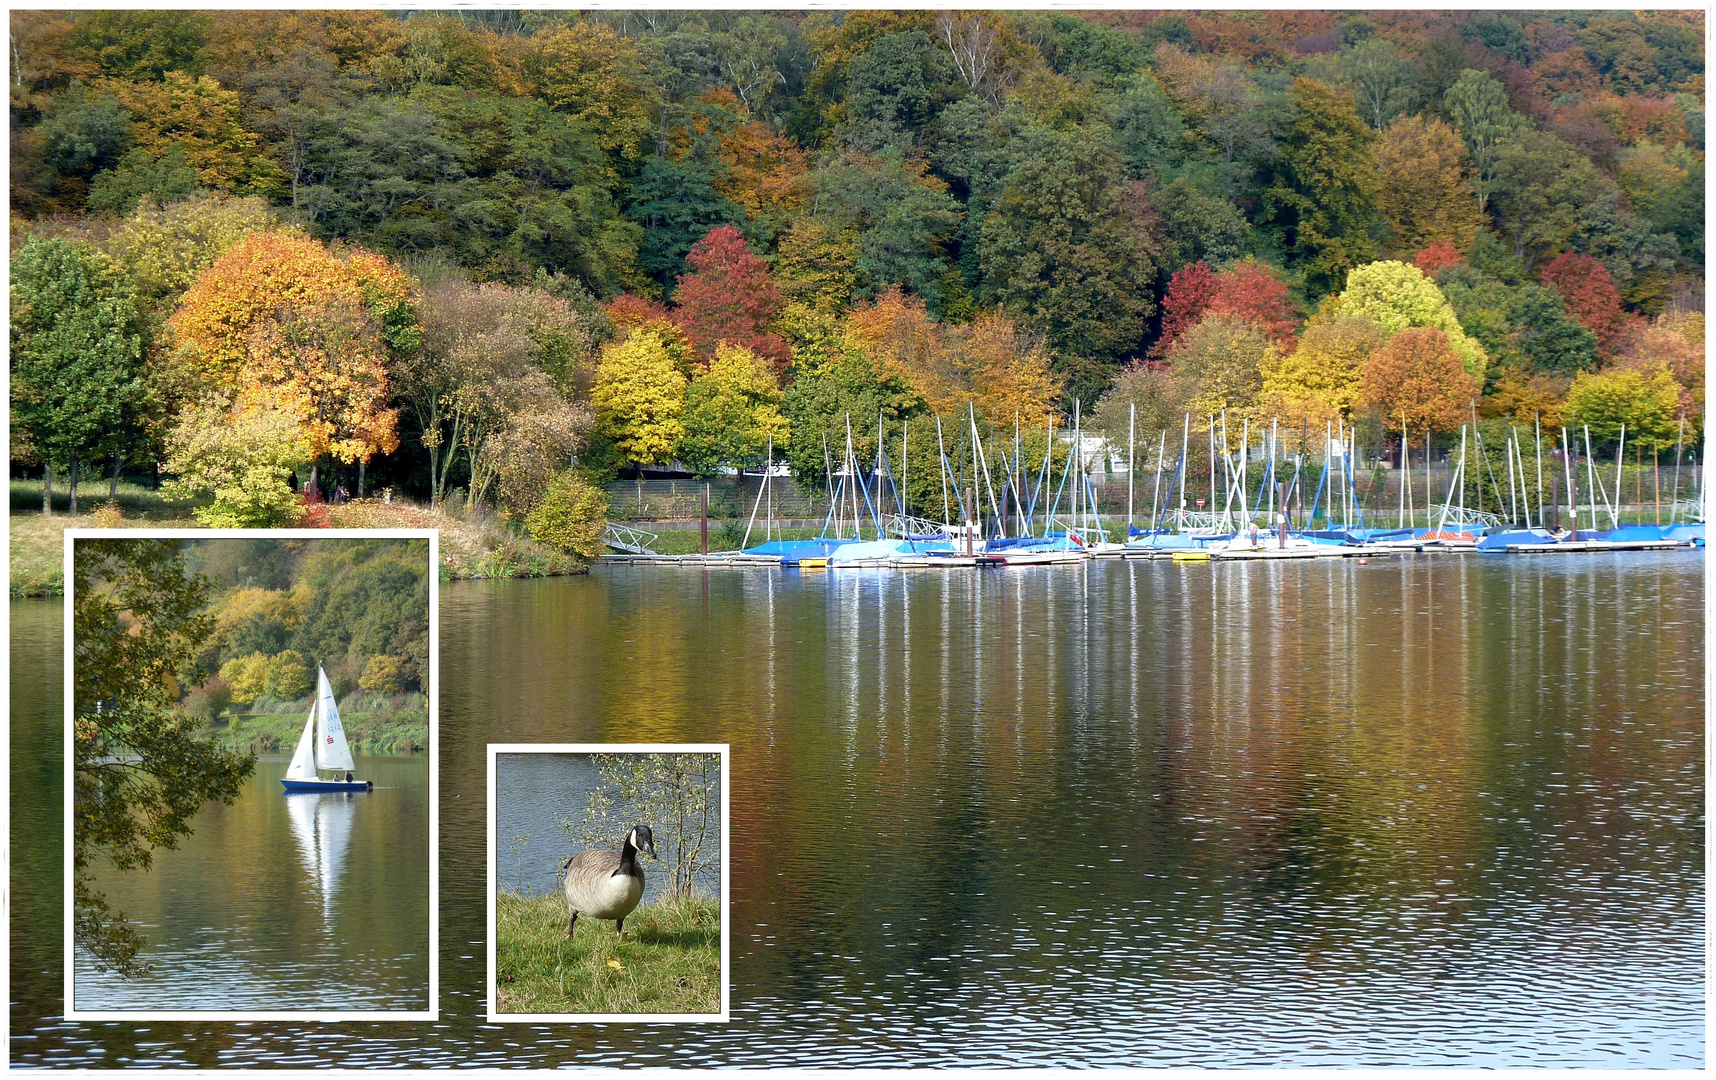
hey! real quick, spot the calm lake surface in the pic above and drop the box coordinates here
[494,752,721,901]
[73,755,430,1013]
[11,552,1705,1066]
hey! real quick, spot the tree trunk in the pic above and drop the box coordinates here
[306,463,318,499]
[42,462,53,516]
[358,459,365,499]
[69,451,80,515]
[109,454,123,499]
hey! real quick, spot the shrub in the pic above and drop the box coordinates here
[90,502,124,529]
[265,649,312,700]
[526,470,608,559]
[359,654,404,694]
[182,677,233,722]
[218,651,270,704]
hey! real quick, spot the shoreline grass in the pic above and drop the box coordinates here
[495,890,720,1016]
[206,708,429,755]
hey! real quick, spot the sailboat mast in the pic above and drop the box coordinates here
[1127,402,1135,539]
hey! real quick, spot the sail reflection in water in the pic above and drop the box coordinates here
[285,791,358,925]
[69,757,432,1015]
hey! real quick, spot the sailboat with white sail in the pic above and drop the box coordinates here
[282,667,372,792]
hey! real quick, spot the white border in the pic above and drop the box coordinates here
[487,742,731,1024]
[62,528,439,1021]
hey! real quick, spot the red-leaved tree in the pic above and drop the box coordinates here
[1154,258,1299,357]
[1413,241,1465,277]
[604,294,674,331]
[1152,261,1217,358]
[671,225,791,372]
[1540,252,1629,357]
[1207,258,1298,352]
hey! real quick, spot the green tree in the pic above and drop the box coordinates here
[677,343,790,476]
[1564,366,1682,451]
[1511,285,1599,376]
[561,753,722,900]
[977,128,1157,396]
[1443,68,1525,215]
[1488,131,1607,271]
[834,30,961,152]
[1261,78,1381,297]
[11,237,146,514]
[73,538,255,975]
[1149,177,1251,279]
[813,149,963,310]
[85,144,198,215]
[781,348,921,488]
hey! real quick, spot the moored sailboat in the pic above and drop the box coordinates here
[282,667,372,793]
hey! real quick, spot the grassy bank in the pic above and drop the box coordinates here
[207,701,429,755]
[9,483,590,596]
[495,890,720,1016]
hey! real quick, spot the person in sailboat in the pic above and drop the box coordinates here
[345,770,353,782]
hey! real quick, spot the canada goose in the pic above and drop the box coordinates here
[561,825,656,938]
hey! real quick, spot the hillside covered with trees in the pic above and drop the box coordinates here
[10,10,1705,537]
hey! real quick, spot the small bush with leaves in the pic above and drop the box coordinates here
[526,470,609,560]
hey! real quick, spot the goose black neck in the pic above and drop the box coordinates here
[619,836,638,870]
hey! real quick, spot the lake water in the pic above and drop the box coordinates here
[493,752,721,901]
[10,552,1705,1066]
[72,755,431,1013]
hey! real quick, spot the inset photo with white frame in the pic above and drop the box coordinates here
[65,529,438,1021]
[488,745,729,1023]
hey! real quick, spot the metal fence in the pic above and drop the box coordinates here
[605,477,827,523]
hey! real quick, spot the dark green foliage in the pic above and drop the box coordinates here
[627,154,747,289]
[72,539,256,975]
[298,90,638,294]
[836,31,962,152]
[816,149,963,309]
[1511,285,1599,375]
[1016,13,1148,83]
[1260,78,1381,297]
[1099,73,1189,177]
[39,85,135,179]
[291,539,432,692]
[977,128,1158,382]
[86,145,199,215]
[1151,177,1252,278]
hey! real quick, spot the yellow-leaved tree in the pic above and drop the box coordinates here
[1260,316,1382,430]
[1336,260,1488,381]
[591,326,689,470]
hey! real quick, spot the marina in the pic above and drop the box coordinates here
[601,407,1705,569]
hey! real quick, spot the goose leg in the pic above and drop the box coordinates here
[566,910,577,939]
[615,917,625,937]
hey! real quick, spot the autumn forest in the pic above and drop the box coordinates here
[8,9,1705,540]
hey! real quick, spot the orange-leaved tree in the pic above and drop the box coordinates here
[167,231,417,471]
[1357,326,1478,433]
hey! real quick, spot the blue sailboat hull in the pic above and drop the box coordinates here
[282,778,373,792]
